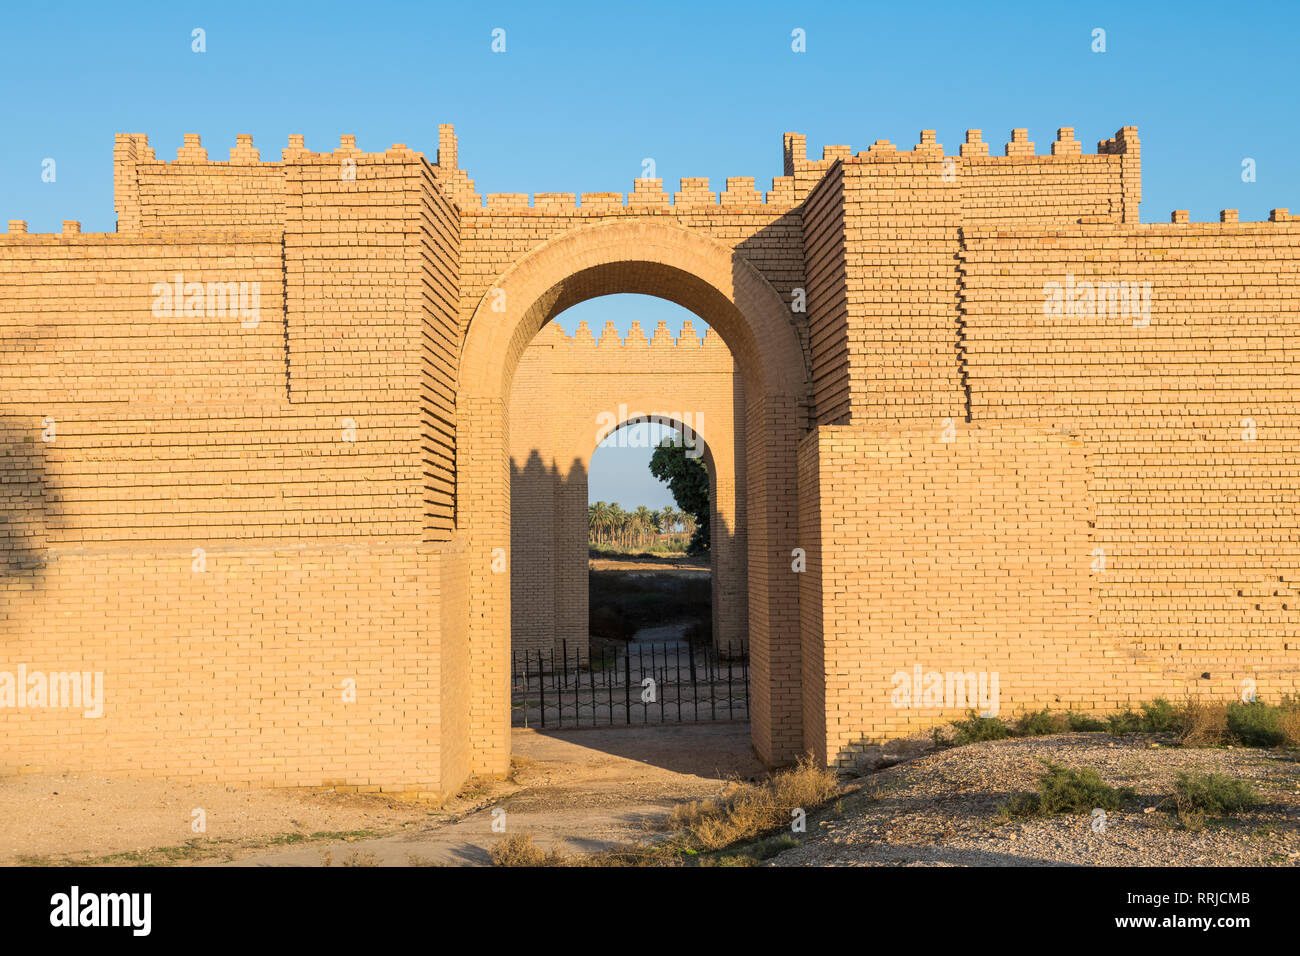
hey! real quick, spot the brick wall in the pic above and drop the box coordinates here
[1,135,470,792]
[959,217,1300,711]
[799,424,1094,765]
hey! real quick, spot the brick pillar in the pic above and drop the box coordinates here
[460,394,511,776]
[745,391,805,765]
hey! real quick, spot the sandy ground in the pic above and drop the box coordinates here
[11,725,1296,867]
[1,723,758,866]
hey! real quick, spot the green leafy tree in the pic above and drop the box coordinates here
[649,437,710,553]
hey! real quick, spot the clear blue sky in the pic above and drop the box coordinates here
[3,0,1296,508]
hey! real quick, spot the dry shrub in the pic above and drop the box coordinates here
[665,755,839,851]
[1178,697,1229,747]
[492,758,839,866]
[489,832,571,867]
[1281,700,1300,749]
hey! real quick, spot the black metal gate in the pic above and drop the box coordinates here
[510,640,749,728]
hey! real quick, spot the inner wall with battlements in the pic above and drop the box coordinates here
[0,123,1296,791]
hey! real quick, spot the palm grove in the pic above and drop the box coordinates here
[588,437,711,554]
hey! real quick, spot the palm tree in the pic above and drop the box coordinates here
[590,501,613,546]
[608,503,627,547]
[634,506,655,547]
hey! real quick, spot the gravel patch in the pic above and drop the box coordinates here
[773,735,1300,867]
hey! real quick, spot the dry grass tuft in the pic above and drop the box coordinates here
[1178,697,1229,747]
[490,756,841,866]
[664,754,840,851]
[1282,708,1300,749]
[1280,696,1300,748]
[488,832,572,867]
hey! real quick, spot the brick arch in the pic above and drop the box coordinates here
[458,218,810,776]
[459,219,808,403]
[566,409,720,476]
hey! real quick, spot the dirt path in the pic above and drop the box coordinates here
[229,723,759,866]
[2,723,758,866]
[588,552,709,574]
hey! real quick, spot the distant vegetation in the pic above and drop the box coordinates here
[586,436,712,554]
[587,502,693,551]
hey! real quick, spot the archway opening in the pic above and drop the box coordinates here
[507,295,749,734]
[457,219,810,778]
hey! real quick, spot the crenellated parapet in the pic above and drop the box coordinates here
[523,319,735,375]
[92,123,1247,232]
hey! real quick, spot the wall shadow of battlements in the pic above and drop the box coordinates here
[0,418,61,584]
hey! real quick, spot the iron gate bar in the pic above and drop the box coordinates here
[510,641,749,730]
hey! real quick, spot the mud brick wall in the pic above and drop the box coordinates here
[799,424,1095,766]
[115,133,463,539]
[800,128,1131,428]
[959,217,1300,711]
[0,540,466,793]
[0,191,468,790]
[115,133,289,231]
[454,176,806,363]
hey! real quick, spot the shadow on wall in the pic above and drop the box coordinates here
[0,416,62,594]
[510,449,588,656]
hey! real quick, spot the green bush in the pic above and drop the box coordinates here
[1226,700,1286,748]
[1141,698,1181,733]
[1107,710,1145,735]
[951,710,1010,745]
[1015,709,1066,736]
[942,697,1299,752]
[1107,698,1180,736]
[1170,772,1260,815]
[1001,761,1135,818]
[1066,712,1108,732]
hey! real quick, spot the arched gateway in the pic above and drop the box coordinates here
[458,219,810,774]
[3,123,1299,796]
